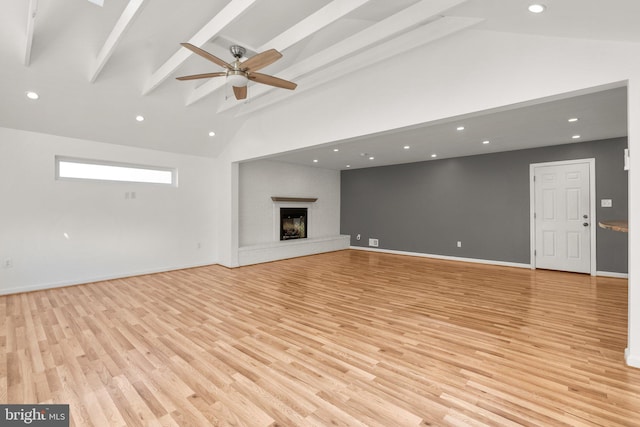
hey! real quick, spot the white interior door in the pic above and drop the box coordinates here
[532,160,594,274]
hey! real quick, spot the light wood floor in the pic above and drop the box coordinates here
[1,250,639,426]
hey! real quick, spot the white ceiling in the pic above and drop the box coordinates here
[0,0,636,163]
[271,86,628,170]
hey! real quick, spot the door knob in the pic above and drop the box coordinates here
[583,214,588,219]
[583,222,589,227]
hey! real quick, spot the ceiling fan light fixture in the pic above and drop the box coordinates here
[227,70,248,87]
[176,43,295,100]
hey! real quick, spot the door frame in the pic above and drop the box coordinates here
[529,158,597,276]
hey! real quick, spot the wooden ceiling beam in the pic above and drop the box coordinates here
[227,16,483,116]
[24,0,38,66]
[217,2,479,114]
[262,0,371,53]
[185,0,373,106]
[89,0,148,83]
[142,0,258,95]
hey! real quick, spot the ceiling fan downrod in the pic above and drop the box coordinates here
[230,45,246,60]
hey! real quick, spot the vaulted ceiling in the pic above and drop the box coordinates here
[1,0,637,163]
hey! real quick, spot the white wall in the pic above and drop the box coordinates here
[239,159,340,246]
[0,127,217,294]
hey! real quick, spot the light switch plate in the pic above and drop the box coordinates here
[601,199,612,208]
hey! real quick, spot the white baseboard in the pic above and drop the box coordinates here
[596,271,629,279]
[0,261,218,296]
[625,348,640,369]
[351,247,629,277]
[350,246,531,269]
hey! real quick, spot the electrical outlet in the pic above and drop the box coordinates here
[369,238,379,247]
[601,199,612,207]
[457,241,462,248]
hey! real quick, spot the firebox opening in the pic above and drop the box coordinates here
[280,208,307,240]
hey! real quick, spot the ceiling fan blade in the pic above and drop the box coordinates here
[241,49,282,72]
[180,43,232,70]
[176,72,226,81]
[233,86,247,100]
[249,73,297,90]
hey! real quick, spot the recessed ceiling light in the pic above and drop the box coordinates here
[456,126,465,131]
[482,140,490,145]
[25,91,39,100]
[313,159,319,163]
[136,115,144,122]
[572,135,581,139]
[528,4,546,13]
[568,118,579,123]
[333,148,339,152]
[208,131,216,137]
[369,156,375,160]
[346,165,351,168]
[431,154,437,158]
[403,145,410,150]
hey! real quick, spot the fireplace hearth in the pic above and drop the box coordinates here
[280,207,307,240]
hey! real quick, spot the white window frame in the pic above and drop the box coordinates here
[55,156,177,186]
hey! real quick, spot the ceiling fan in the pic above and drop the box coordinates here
[176,43,297,100]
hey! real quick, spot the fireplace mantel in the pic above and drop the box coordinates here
[271,196,318,203]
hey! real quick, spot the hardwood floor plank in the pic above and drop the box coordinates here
[2,250,639,426]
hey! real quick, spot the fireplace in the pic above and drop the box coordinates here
[280,207,307,240]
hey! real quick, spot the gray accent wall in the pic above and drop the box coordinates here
[341,138,628,273]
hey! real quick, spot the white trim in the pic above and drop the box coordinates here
[625,348,640,369]
[352,246,627,277]
[4,250,625,296]
[529,158,597,276]
[596,271,629,279]
[0,261,217,296]
[350,246,531,269]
